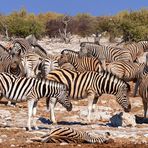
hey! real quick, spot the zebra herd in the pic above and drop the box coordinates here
[0,37,147,143]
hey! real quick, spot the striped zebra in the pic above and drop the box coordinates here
[123,42,145,62]
[9,38,32,57]
[37,58,59,78]
[139,74,148,118]
[9,38,49,58]
[21,52,59,78]
[21,52,42,77]
[0,43,10,53]
[138,41,148,52]
[106,61,147,96]
[0,43,12,62]
[79,42,132,69]
[0,72,72,130]
[32,126,111,144]
[46,69,131,122]
[31,43,48,58]
[58,49,103,73]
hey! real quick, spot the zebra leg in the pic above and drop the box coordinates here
[27,99,35,131]
[46,97,50,112]
[32,101,38,130]
[133,80,139,97]
[142,100,148,118]
[49,97,57,124]
[92,96,99,112]
[86,91,96,122]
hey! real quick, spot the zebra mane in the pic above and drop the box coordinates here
[80,42,96,47]
[32,44,47,55]
[102,71,131,92]
[0,44,8,52]
[61,49,79,55]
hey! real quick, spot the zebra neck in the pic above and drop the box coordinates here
[68,55,78,67]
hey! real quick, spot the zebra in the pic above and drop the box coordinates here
[58,49,103,73]
[123,42,145,62]
[106,61,147,96]
[21,52,42,77]
[9,38,49,58]
[79,42,132,69]
[31,126,111,144]
[9,38,32,57]
[36,58,59,78]
[139,74,148,118]
[46,69,131,122]
[21,52,59,78]
[138,41,148,52]
[0,72,72,130]
[0,43,10,53]
[31,43,48,58]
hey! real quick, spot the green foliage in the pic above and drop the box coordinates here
[0,8,147,42]
[74,13,97,37]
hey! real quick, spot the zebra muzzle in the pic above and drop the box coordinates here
[124,104,131,112]
[66,103,72,111]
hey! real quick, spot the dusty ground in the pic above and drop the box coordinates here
[1,91,148,148]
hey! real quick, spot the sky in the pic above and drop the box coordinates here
[0,0,148,16]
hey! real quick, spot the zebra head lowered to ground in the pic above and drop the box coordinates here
[46,69,131,122]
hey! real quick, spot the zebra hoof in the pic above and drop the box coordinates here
[52,122,57,125]
[26,127,32,131]
[105,138,114,144]
[34,126,39,130]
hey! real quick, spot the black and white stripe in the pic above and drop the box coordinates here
[107,61,147,96]
[123,42,145,62]
[139,74,148,118]
[58,49,103,73]
[47,69,131,122]
[79,42,132,69]
[32,126,110,144]
[0,72,72,130]
[138,41,148,52]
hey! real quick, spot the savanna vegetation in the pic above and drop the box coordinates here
[0,8,147,42]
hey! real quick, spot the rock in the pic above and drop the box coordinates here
[0,110,11,119]
[110,112,136,127]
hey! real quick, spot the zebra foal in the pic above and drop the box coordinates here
[32,126,111,144]
[0,73,72,130]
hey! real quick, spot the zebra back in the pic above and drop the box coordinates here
[106,61,146,81]
[80,42,132,63]
[124,42,144,61]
